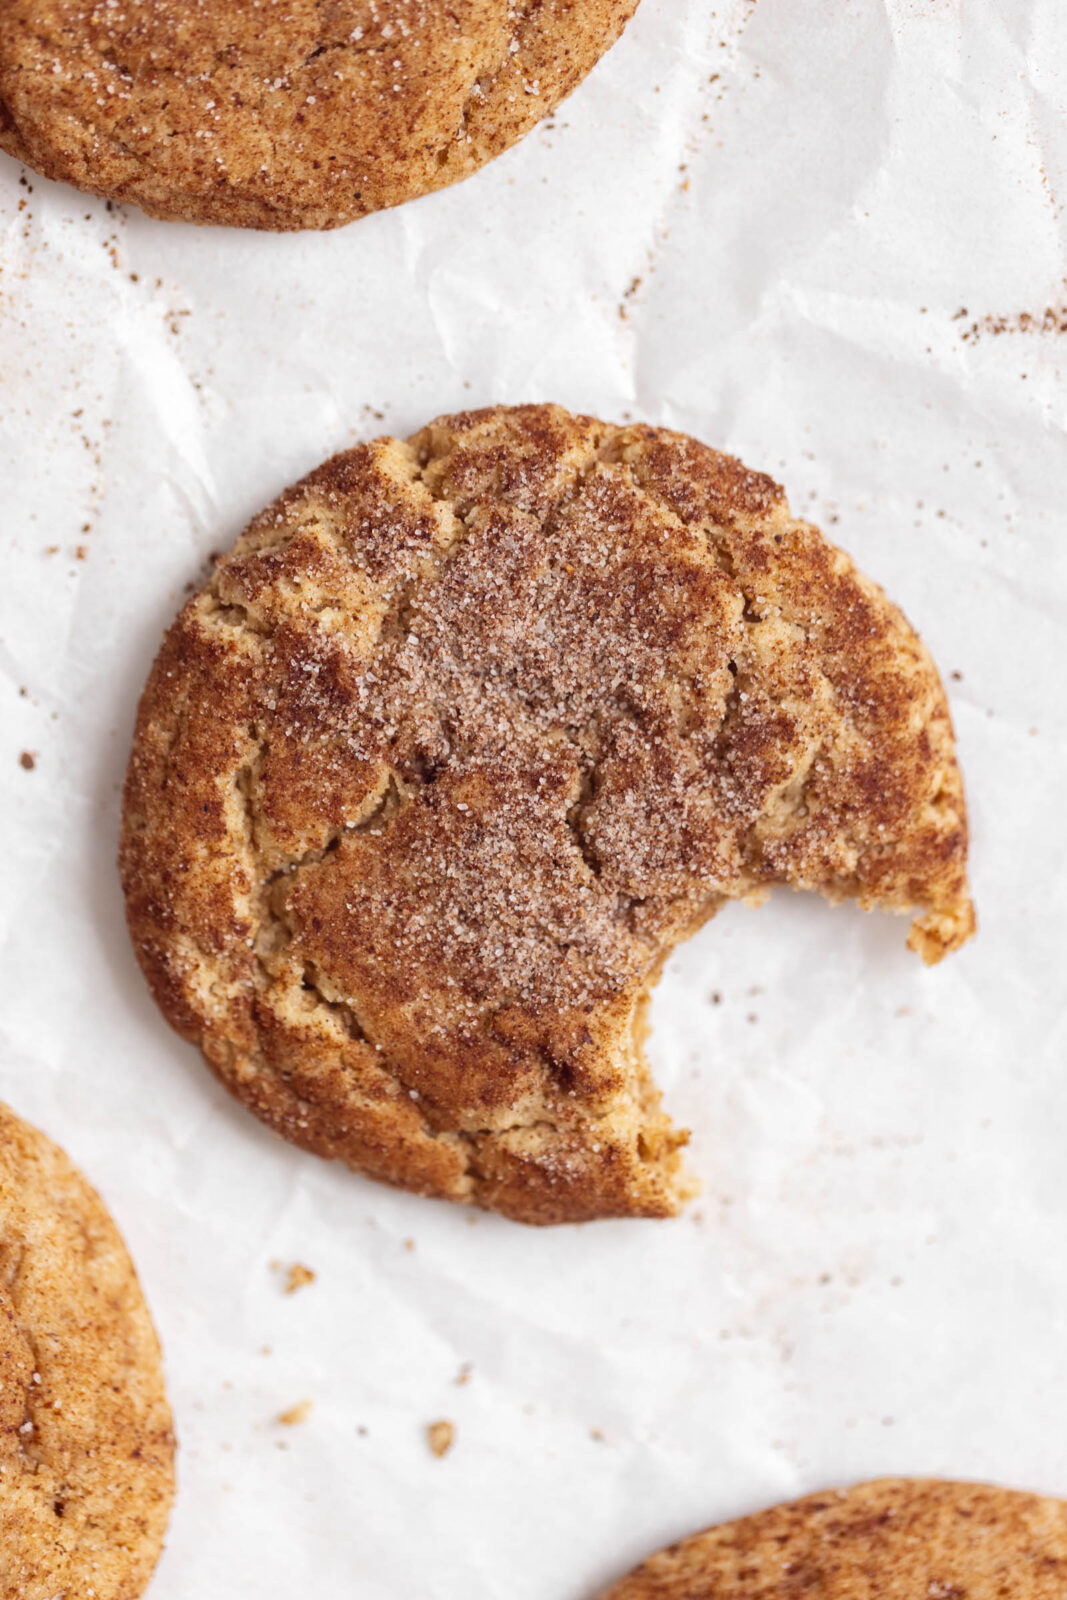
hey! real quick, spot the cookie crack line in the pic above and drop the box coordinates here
[12,1324,49,1476]
[124,405,974,1223]
[438,0,535,171]
[231,736,472,1161]
[0,1256,52,1479]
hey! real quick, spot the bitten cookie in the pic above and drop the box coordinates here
[0,1101,174,1600]
[597,1479,1067,1598]
[121,403,974,1224]
[0,0,639,229]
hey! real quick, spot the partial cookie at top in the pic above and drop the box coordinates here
[596,1479,1067,1598]
[0,0,640,229]
[0,1101,174,1600]
[121,403,974,1225]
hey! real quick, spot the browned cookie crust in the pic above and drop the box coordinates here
[121,404,973,1225]
[0,1102,174,1600]
[0,1,639,230]
[597,1479,1067,1598]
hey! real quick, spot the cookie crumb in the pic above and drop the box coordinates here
[284,1262,316,1295]
[19,751,36,771]
[427,1420,455,1458]
[454,1362,472,1387]
[278,1400,313,1427]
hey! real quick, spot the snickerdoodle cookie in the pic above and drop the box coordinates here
[0,1101,174,1600]
[597,1479,1067,1599]
[121,404,973,1224]
[0,1,639,229]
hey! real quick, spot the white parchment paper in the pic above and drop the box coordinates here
[3,1,1067,1594]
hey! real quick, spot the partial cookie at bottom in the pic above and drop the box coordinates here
[597,1479,1067,1599]
[0,1101,174,1600]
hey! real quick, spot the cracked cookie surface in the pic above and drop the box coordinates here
[597,1479,1067,1598]
[121,403,974,1224]
[0,0,639,229]
[0,1102,174,1600]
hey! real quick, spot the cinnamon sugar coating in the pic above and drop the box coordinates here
[121,404,974,1224]
[0,1102,174,1600]
[597,1479,1067,1599]
[0,0,638,229]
